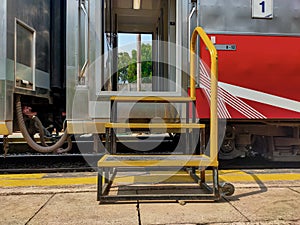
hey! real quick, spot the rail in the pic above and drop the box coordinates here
[190,27,218,166]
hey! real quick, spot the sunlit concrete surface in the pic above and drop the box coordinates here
[27,192,138,225]
[0,170,299,225]
[225,188,300,222]
[0,194,53,225]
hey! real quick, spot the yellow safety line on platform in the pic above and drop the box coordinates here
[0,170,300,187]
[0,175,96,187]
[0,174,45,179]
[218,170,300,183]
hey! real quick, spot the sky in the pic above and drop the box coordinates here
[118,33,152,55]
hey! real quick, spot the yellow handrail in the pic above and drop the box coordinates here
[190,27,218,166]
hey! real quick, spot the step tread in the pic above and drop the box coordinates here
[110,96,196,102]
[98,154,213,167]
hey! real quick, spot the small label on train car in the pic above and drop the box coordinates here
[206,44,236,51]
[252,0,273,19]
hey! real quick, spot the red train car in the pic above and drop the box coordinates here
[195,0,300,161]
[198,35,300,120]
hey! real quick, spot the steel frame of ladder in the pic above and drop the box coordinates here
[97,155,220,202]
[97,95,219,203]
[106,96,198,154]
[97,27,233,203]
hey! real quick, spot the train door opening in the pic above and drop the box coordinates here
[66,0,200,130]
[101,0,180,95]
[66,0,195,97]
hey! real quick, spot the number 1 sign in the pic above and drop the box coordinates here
[252,0,273,19]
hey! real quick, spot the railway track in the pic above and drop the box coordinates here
[1,152,299,174]
[1,134,300,173]
[0,154,101,174]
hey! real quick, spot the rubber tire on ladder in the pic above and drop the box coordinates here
[220,182,235,196]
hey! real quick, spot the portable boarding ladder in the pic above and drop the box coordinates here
[97,27,234,203]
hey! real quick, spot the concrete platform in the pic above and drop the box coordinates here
[0,170,300,225]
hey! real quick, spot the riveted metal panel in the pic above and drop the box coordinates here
[0,80,13,122]
[0,80,6,121]
[5,80,14,121]
[5,0,51,98]
[0,1,13,127]
[66,0,77,120]
[50,0,66,89]
[7,0,51,73]
[199,0,300,36]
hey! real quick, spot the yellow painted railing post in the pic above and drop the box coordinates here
[190,27,218,166]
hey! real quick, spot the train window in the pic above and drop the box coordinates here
[15,19,36,90]
[117,33,153,91]
[79,0,89,84]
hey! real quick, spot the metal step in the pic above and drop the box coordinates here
[98,154,214,168]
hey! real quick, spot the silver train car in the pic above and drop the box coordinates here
[0,0,67,150]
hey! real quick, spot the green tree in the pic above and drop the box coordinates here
[121,43,152,83]
[141,43,152,83]
[117,52,131,84]
[127,50,137,83]
[118,44,152,83]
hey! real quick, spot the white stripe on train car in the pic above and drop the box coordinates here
[220,82,300,113]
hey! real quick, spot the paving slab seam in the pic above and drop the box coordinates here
[223,197,251,223]
[288,187,300,195]
[24,193,56,225]
[136,200,142,225]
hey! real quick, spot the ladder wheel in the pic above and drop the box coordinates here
[220,182,235,196]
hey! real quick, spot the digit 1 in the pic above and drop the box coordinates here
[259,1,265,13]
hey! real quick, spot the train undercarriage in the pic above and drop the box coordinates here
[2,118,300,164]
[219,121,300,162]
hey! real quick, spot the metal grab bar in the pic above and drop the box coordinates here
[190,27,219,166]
[188,6,197,59]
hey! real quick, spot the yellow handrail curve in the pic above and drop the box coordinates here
[190,27,219,166]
